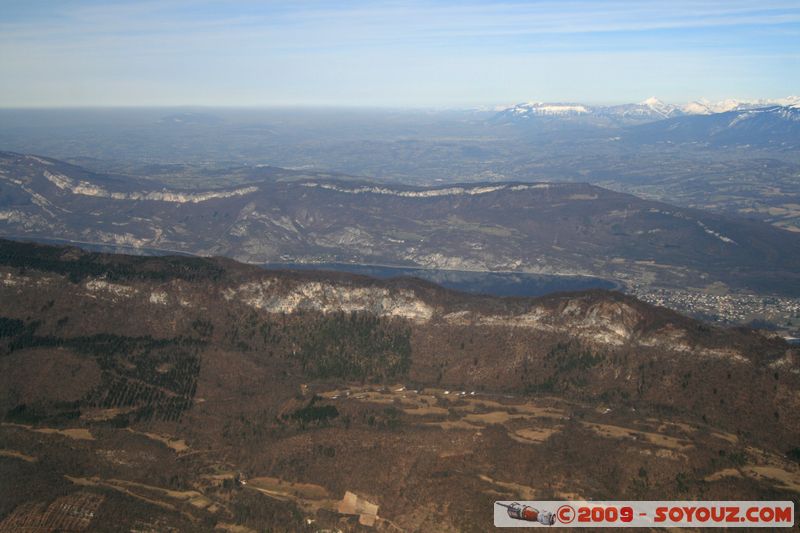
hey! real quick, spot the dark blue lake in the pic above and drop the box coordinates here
[261,262,619,298]
[7,237,618,298]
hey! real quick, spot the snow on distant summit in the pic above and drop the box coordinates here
[493,96,800,125]
[497,102,590,119]
[605,97,682,120]
[640,97,678,117]
[628,103,800,147]
[680,97,800,115]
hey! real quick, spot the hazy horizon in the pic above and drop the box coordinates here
[1,94,798,112]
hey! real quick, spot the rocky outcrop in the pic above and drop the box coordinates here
[223,280,434,322]
[43,170,258,203]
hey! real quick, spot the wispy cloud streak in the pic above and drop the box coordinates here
[0,1,798,106]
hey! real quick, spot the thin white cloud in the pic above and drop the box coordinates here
[0,0,798,106]
[4,1,800,42]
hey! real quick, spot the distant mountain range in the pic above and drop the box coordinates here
[2,151,800,297]
[492,97,800,148]
[493,96,800,124]
[625,105,800,147]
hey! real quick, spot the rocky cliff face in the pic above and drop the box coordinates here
[43,169,259,203]
[224,280,435,321]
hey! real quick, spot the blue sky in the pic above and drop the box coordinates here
[1,0,798,107]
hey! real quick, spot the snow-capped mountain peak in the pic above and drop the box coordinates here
[641,96,664,107]
[681,98,743,115]
[680,96,800,115]
[495,101,590,119]
[638,97,678,118]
